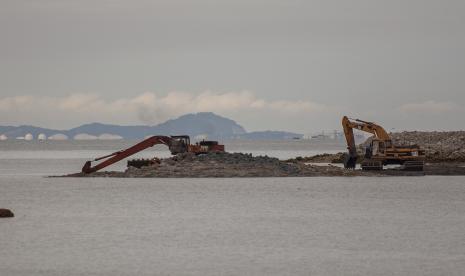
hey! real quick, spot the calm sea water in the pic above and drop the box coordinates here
[1,140,465,275]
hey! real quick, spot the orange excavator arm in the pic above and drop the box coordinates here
[81,135,173,173]
[342,116,390,141]
[342,116,358,159]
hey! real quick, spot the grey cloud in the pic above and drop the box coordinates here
[0,0,464,131]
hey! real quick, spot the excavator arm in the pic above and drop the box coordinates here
[342,117,390,140]
[81,135,173,173]
[342,116,357,160]
[341,116,391,169]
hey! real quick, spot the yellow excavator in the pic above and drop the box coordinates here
[342,116,425,171]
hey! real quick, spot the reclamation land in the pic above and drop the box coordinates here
[65,131,465,178]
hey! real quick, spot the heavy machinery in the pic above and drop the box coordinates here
[81,135,225,173]
[342,116,425,171]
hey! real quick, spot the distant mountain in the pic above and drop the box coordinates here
[0,125,67,139]
[67,123,153,140]
[153,113,246,139]
[66,113,247,140]
[0,112,301,140]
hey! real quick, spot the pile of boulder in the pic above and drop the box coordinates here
[390,131,465,162]
[63,150,465,178]
[287,131,465,164]
[286,153,345,164]
[76,152,361,178]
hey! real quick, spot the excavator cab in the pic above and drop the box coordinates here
[169,135,190,155]
[364,139,380,158]
[371,139,386,156]
[365,138,392,159]
[365,141,373,159]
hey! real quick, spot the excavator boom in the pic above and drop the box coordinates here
[80,135,226,174]
[343,117,391,141]
[81,136,172,173]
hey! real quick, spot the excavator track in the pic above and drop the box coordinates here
[361,160,383,170]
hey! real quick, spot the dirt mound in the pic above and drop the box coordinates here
[124,152,361,177]
[60,146,465,178]
[70,152,360,178]
[286,153,345,163]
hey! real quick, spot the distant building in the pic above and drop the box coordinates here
[24,133,34,141]
[0,134,7,141]
[310,131,332,141]
[38,133,47,141]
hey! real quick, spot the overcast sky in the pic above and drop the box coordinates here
[1,0,464,133]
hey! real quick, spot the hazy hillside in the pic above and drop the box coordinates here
[152,112,246,139]
[67,123,153,140]
[0,125,67,139]
[0,112,301,140]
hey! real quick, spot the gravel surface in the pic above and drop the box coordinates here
[391,131,465,162]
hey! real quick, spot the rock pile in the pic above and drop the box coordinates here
[62,151,465,177]
[286,153,345,164]
[287,131,465,164]
[75,152,361,178]
[390,131,465,162]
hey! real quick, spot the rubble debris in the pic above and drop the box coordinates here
[289,131,465,164]
[390,131,465,162]
[66,152,363,178]
[286,153,345,164]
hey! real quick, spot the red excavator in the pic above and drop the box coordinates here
[81,135,224,173]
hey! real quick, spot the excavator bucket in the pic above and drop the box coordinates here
[361,160,383,170]
[343,153,357,169]
[82,161,93,173]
